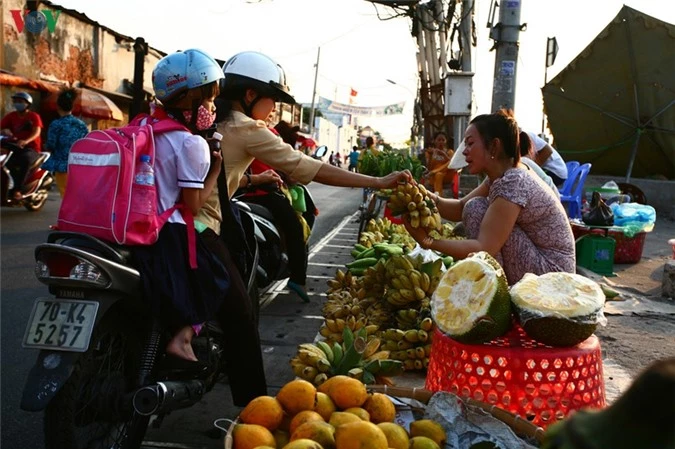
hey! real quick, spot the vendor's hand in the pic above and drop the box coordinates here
[16,139,27,148]
[377,170,413,189]
[403,215,429,243]
[258,169,283,187]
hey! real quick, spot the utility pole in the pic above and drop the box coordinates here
[309,47,321,136]
[453,0,474,147]
[490,0,524,112]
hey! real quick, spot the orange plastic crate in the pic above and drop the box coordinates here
[425,326,606,428]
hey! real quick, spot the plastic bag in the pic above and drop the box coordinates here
[610,202,656,226]
[582,191,614,226]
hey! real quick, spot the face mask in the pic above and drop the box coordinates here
[183,105,216,130]
[14,103,28,112]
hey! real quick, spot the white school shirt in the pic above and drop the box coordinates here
[526,131,568,180]
[153,130,210,224]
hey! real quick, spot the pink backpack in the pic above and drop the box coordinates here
[57,114,198,266]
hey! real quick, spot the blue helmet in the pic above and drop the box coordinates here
[11,92,33,104]
[152,49,224,103]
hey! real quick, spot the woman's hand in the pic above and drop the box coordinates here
[377,170,413,189]
[402,215,429,244]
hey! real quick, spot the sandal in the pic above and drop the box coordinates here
[287,281,310,303]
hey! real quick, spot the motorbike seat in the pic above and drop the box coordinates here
[48,232,133,265]
[243,202,275,223]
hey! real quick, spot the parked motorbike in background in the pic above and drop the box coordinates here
[1,137,53,211]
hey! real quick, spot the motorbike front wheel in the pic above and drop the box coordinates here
[44,308,149,449]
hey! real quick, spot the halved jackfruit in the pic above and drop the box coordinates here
[511,272,606,347]
[431,252,512,344]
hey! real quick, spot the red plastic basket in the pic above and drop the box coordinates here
[383,205,403,225]
[571,223,646,264]
[425,326,606,428]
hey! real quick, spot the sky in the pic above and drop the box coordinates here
[55,0,675,146]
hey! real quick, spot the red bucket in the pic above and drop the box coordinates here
[425,326,606,428]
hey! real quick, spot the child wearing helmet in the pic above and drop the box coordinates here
[132,49,229,363]
[196,51,411,296]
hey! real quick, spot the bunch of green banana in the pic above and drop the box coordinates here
[351,242,406,262]
[380,325,434,371]
[290,328,404,386]
[345,257,380,276]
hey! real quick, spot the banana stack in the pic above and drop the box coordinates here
[386,182,442,232]
[290,328,404,386]
[358,230,385,248]
[326,269,358,295]
[380,317,434,371]
[383,255,439,310]
[365,217,417,250]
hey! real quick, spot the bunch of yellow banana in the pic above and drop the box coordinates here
[389,343,433,371]
[322,292,366,320]
[318,315,378,345]
[365,300,394,329]
[326,269,358,294]
[358,230,386,248]
[395,308,421,329]
[386,182,442,232]
[359,261,386,297]
[365,217,394,237]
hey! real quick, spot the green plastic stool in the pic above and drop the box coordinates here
[576,234,616,276]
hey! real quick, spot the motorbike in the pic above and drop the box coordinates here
[234,181,317,299]
[20,221,261,448]
[1,137,53,211]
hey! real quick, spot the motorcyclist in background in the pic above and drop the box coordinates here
[1,92,43,200]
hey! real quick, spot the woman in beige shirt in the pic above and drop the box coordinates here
[195,51,410,405]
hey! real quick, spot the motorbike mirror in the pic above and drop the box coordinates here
[314,145,328,159]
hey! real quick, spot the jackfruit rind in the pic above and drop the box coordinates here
[510,273,606,321]
[511,272,607,347]
[431,252,512,344]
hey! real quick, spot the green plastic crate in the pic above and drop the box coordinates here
[576,234,615,275]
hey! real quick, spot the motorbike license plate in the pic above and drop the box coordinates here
[23,299,99,352]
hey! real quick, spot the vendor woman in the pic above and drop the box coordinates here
[405,109,575,285]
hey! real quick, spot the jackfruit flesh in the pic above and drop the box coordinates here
[511,272,605,318]
[431,252,512,344]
